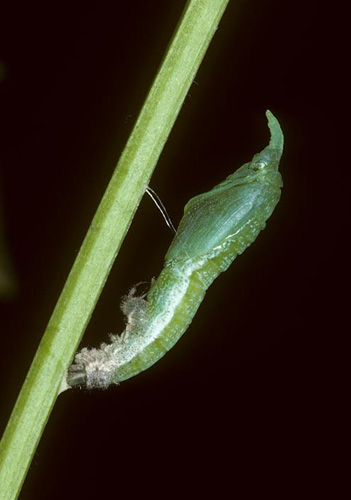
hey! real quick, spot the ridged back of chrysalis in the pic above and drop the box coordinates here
[166,111,283,269]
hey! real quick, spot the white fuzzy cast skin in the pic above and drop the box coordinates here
[67,110,284,390]
[74,259,206,388]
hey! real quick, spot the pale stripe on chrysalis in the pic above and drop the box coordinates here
[66,110,284,389]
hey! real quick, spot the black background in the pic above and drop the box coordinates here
[0,1,338,498]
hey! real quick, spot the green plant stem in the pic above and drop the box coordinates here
[0,1,230,498]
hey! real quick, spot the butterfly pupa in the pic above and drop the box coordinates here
[67,110,284,389]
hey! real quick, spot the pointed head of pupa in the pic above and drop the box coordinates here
[249,110,284,172]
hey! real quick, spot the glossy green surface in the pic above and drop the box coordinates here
[76,111,283,386]
[166,110,283,264]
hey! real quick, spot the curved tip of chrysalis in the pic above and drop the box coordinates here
[266,110,284,156]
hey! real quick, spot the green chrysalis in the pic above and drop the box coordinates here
[67,110,284,389]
